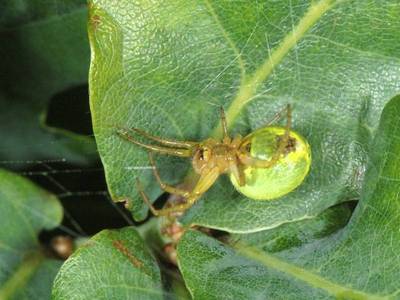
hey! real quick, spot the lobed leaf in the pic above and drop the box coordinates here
[0,169,63,300]
[89,0,400,232]
[0,3,97,166]
[177,95,400,299]
[52,227,163,300]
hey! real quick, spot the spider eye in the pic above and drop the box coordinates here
[198,148,210,161]
[199,149,204,160]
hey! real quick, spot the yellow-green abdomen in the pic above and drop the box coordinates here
[230,126,311,200]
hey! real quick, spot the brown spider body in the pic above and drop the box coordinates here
[117,104,298,216]
[192,136,245,185]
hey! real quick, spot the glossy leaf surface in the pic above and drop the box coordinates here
[52,227,163,300]
[177,95,400,299]
[89,0,400,233]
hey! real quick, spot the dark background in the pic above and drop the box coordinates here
[0,2,136,243]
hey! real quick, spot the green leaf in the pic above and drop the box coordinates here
[0,169,63,300]
[230,201,353,253]
[177,95,400,299]
[0,0,85,28]
[52,227,163,300]
[89,0,400,231]
[0,4,97,166]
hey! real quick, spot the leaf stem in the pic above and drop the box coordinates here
[0,252,44,300]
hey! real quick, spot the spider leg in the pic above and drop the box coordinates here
[135,178,160,216]
[229,159,246,186]
[231,135,243,148]
[148,152,190,197]
[126,127,197,148]
[264,103,292,126]
[239,104,292,168]
[219,106,229,139]
[117,129,192,157]
[140,167,220,217]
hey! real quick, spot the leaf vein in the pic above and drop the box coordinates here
[211,0,337,137]
[203,0,246,78]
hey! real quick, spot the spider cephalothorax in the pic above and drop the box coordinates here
[117,104,311,216]
[192,137,244,182]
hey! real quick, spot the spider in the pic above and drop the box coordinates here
[117,104,311,216]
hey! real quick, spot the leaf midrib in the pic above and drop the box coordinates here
[236,244,391,300]
[210,0,338,137]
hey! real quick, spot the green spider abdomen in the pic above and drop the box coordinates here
[230,126,311,200]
